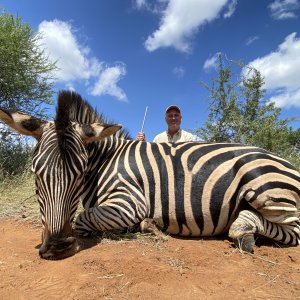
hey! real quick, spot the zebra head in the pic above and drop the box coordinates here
[0,91,122,259]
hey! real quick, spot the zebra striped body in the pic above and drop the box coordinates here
[0,90,299,259]
[76,140,300,241]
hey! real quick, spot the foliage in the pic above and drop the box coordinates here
[0,134,33,179]
[0,12,57,177]
[286,128,300,152]
[197,54,299,167]
[0,12,57,116]
[198,56,242,143]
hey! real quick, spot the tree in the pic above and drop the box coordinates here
[287,128,300,151]
[197,54,295,156]
[198,55,242,143]
[0,12,57,116]
[285,128,300,171]
[0,12,57,177]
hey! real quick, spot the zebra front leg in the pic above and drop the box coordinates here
[75,201,147,236]
[228,210,300,252]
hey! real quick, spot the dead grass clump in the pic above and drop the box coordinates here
[100,228,169,250]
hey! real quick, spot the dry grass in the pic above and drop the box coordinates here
[0,174,39,224]
[100,229,169,250]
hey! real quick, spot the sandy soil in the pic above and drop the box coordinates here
[0,219,299,300]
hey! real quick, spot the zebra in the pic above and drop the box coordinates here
[0,90,299,259]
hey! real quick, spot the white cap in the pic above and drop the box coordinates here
[165,105,181,114]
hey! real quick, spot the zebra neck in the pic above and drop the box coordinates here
[87,136,129,171]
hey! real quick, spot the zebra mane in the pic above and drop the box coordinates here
[55,90,131,142]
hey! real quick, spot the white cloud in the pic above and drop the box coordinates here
[144,0,232,53]
[223,0,237,18]
[269,0,300,20]
[173,66,185,78]
[245,32,300,108]
[38,19,127,101]
[90,64,127,101]
[134,0,149,10]
[203,52,221,71]
[269,89,300,108]
[133,0,167,14]
[38,20,100,81]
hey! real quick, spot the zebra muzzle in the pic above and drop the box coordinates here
[39,236,79,260]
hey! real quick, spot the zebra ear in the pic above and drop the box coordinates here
[0,108,48,139]
[75,123,122,143]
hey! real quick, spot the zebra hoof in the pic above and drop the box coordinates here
[234,234,255,253]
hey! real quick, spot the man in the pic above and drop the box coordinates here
[136,105,198,142]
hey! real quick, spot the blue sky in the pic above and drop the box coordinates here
[1,0,300,140]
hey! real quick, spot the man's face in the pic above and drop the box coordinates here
[165,108,182,132]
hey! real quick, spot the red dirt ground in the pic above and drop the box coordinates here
[0,219,299,300]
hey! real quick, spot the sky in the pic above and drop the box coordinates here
[1,0,300,141]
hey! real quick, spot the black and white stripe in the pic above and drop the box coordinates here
[75,140,300,244]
